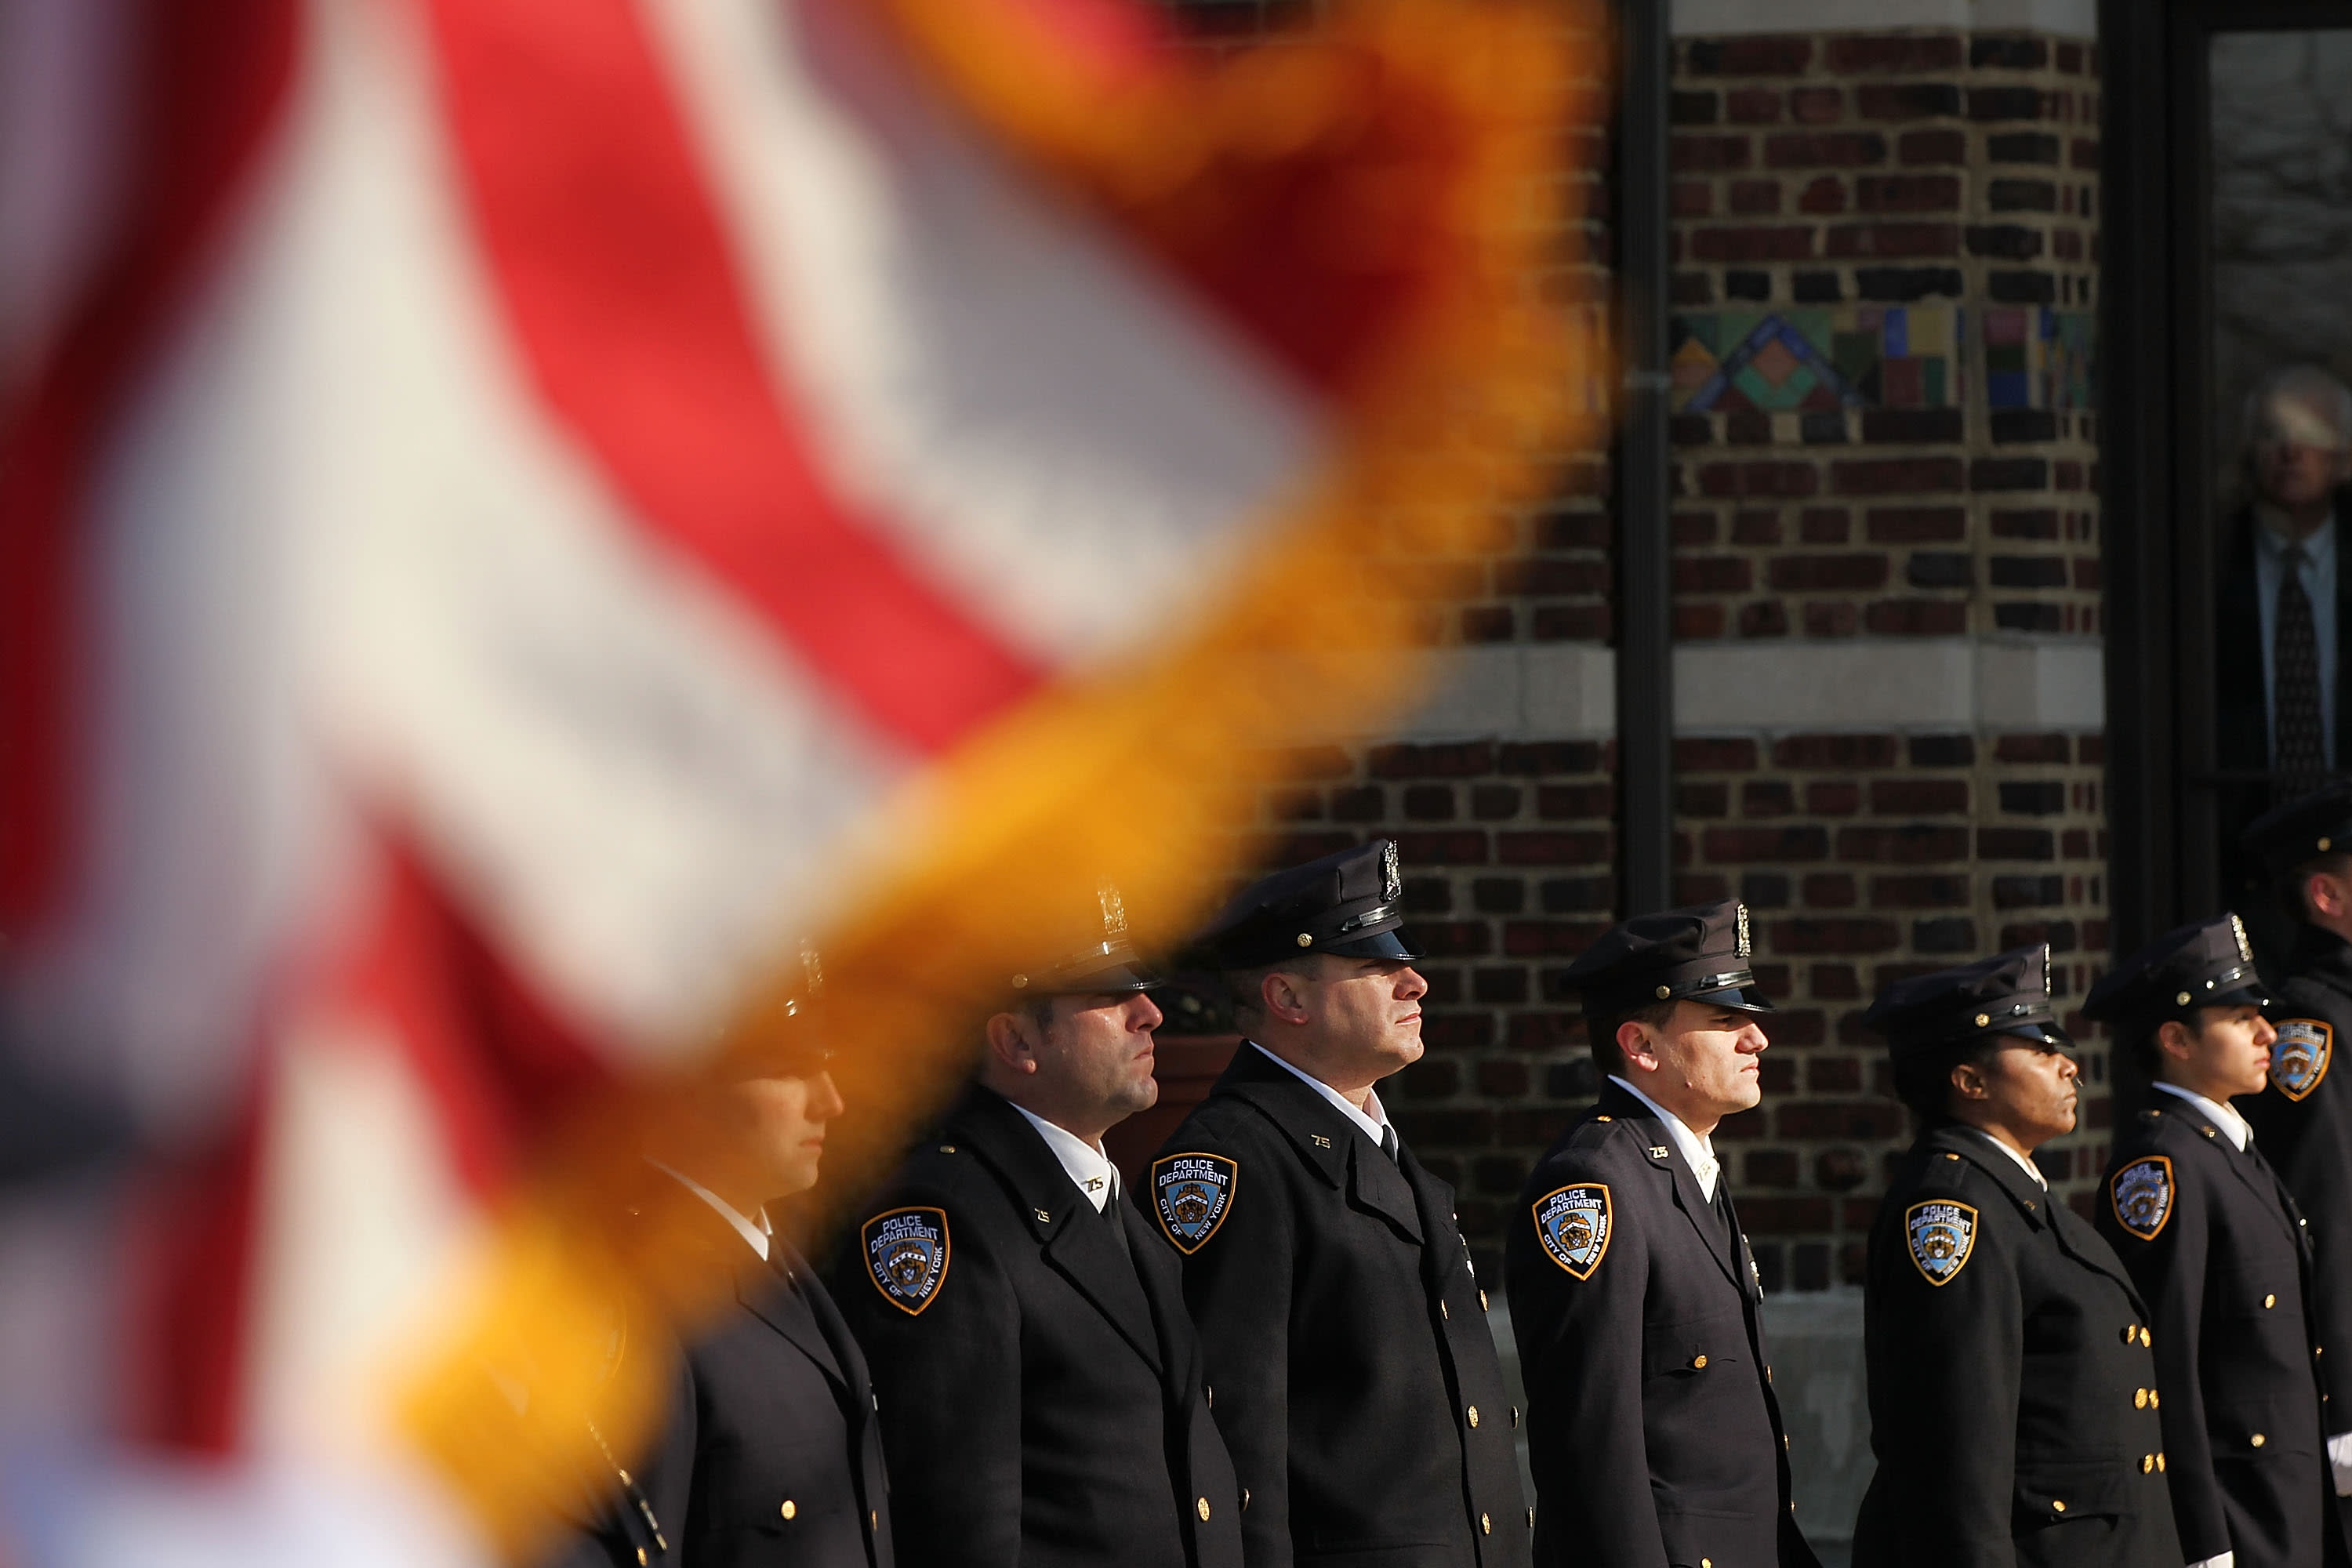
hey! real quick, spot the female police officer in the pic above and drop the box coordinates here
[1852,945,2180,1568]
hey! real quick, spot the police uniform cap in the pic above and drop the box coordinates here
[2082,913,2267,1033]
[1013,880,1160,996]
[2242,780,2352,880]
[1196,839,1425,969]
[1863,943,2073,1063]
[729,942,834,1076]
[1558,900,1774,1019]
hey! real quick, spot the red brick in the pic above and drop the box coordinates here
[1504,920,1609,956]
[1802,601,1860,637]
[1686,36,1814,74]
[1976,827,2056,860]
[1805,782,1863,815]
[1777,1100,1907,1139]
[1744,780,1795,816]
[1831,457,1965,495]
[2071,136,2100,170]
[1791,87,1842,124]
[1866,599,1969,635]
[1824,34,1964,73]
[1837,824,1969,862]
[1726,87,1783,124]
[1799,506,1852,543]
[1370,742,1495,779]
[1866,505,1966,542]
[1698,460,1820,499]
[1674,873,1733,904]
[1859,82,1964,121]
[2074,557,2102,590]
[1766,553,1889,591]
[1898,128,1968,165]
[1497,831,1611,866]
[1396,831,1486,864]
[1825,222,1962,258]
[1812,964,1861,1000]
[1772,919,1902,955]
[1693,226,1817,262]
[1501,557,1609,595]
[1672,134,1754,173]
[1797,176,1848,215]
[1869,873,1971,907]
[1537,783,1613,819]
[1744,1196,1838,1234]
[1731,509,1782,545]
[1675,604,1728,638]
[1764,131,1888,169]
[1774,733,1900,769]
[1533,605,1611,641]
[1679,737,1760,771]
[1804,873,1858,907]
[1672,180,1713,217]
[1729,179,1783,215]
[1768,1007,1826,1045]
[1808,1059,1866,1098]
[1857,174,1962,212]
[1704,826,1831,862]
[1994,733,2071,764]
[1678,557,1755,593]
[1739,601,1791,637]
[1871,779,1968,814]
[2057,42,2085,74]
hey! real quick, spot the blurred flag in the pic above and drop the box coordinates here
[0,0,1592,1556]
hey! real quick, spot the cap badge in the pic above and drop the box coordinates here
[1152,1153,1238,1254]
[1011,973,1029,989]
[2230,913,2252,964]
[2271,1019,2333,1102]
[1098,881,1129,938]
[1381,840,1402,904]
[2110,1156,2175,1242]
[1736,902,1751,959]
[862,1207,951,1316]
[1906,1200,1978,1286]
[1532,1183,1613,1280]
[800,941,826,998]
[2038,942,2053,997]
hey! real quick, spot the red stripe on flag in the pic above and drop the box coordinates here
[0,0,300,935]
[420,0,1045,756]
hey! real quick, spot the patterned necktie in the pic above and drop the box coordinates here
[2275,540,2327,793]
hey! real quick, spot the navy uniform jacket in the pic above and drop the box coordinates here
[1146,1043,1530,1568]
[830,1087,1243,1568]
[567,1211,895,1568]
[1504,1080,1814,1568]
[1853,1123,2180,1568]
[2244,926,2352,1449]
[2096,1094,2340,1567]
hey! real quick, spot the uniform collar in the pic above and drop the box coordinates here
[649,1159,771,1260]
[1008,1102,1120,1210]
[1964,1127,2048,1190]
[1250,1041,1392,1149]
[2153,1080,2253,1151]
[1606,1074,1720,1200]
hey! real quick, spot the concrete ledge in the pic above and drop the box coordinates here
[1674,0,2096,35]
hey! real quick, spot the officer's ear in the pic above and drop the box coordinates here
[2153,1017,2198,1065]
[982,1009,1044,1076]
[1617,1018,1662,1073]
[1259,967,1316,1026]
[2309,866,2352,923]
[1949,1058,1991,1103]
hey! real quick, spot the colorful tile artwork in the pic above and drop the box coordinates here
[1670,307,1965,415]
[1984,307,2096,410]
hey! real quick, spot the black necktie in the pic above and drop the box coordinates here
[1381,1123,1400,1164]
[2275,540,2327,792]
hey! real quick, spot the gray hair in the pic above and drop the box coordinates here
[2244,364,2352,452]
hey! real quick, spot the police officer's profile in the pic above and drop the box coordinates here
[2087,915,2343,1568]
[561,955,894,1568]
[1852,945,2179,1568]
[830,887,1243,1568]
[1504,900,1816,1568]
[2217,366,2352,950]
[1149,840,1529,1568]
[2241,782,2352,1532]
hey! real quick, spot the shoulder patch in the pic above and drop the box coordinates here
[1906,1200,1978,1287]
[2109,1156,2174,1242]
[862,1207,951,1316]
[1531,1183,1613,1279]
[1152,1153,1238,1253]
[2272,1019,2333,1102]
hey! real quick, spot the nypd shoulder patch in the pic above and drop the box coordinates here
[2109,1155,2174,1242]
[862,1207,951,1316]
[1532,1183,1612,1280]
[1152,1153,1237,1254]
[1905,1199,1977,1287]
[2272,1018,2333,1102]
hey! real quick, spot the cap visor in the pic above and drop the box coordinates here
[1321,926,1425,962]
[2204,983,2270,1011]
[1042,961,1160,994]
[2002,1021,2074,1051]
[1690,983,1777,1014]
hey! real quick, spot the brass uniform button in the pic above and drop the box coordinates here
[2266,1294,2278,1308]
[2134,1388,2147,1409]
[1466,1406,1481,1428]
[2158,1454,2166,1472]
[2052,1501,2066,1514]
[1480,1289,1490,1312]
[1692,1354,1708,1370]
[2141,1455,2154,1473]
[939,1145,956,1153]
[870,1511,878,1530]
[1597,1116,1613,1123]
[2141,1327,2152,1347]
[2151,1390,2160,1409]
[2252,1433,2267,1448]
[1481,1514,1493,1535]
[1702,1559,1713,1567]
[1197,1498,1212,1522]
[2121,1325,2136,1345]
[637,1552,648,1566]
[782,1501,797,1521]
[1442,1301,1450,1319]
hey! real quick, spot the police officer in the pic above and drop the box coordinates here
[1146,840,1528,1568]
[571,957,893,1568]
[1504,900,1816,1568]
[2241,782,2352,1528]
[832,890,1243,1568]
[2089,915,2343,1568]
[1852,945,2180,1568]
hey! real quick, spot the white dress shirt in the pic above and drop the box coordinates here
[1965,1127,2049,1191]
[651,1160,772,1261]
[2152,1081,2254,1152]
[1251,1041,1393,1149]
[1011,1102,1122,1211]
[1608,1075,1721,1202]
[2253,506,2339,765]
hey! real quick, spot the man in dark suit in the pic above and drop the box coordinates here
[2089,914,2342,1568]
[1148,840,1529,1568]
[563,956,894,1568]
[1852,946,2178,1568]
[1504,900,1815,1568]
[2215,365,2352,958]
[2241,782,2352,1539]
[833,891,1243,1568]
